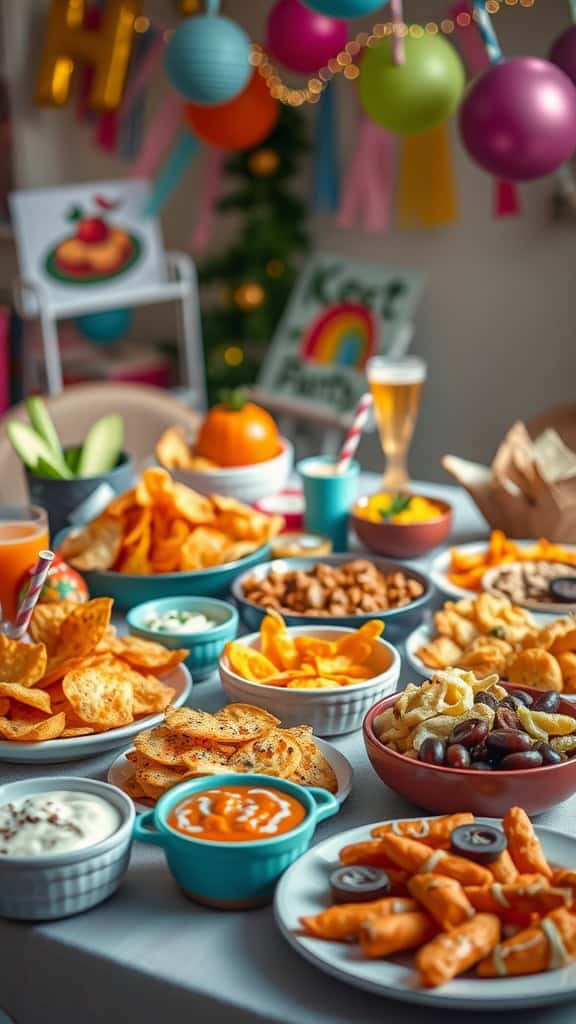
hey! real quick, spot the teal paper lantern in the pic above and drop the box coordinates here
[359,34,465,135]
[75,308,133,344]
[303,0,384,15]
[165,15,251,105]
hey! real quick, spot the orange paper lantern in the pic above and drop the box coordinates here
[184,71,279,150]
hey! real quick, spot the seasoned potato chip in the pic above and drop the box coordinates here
[229,728,302,777]
[110,635,188,672]
[29,601,77,654]
[61,515,123,571]
[0,682,51,713]
[225,642,277,681]
[550,628,576,655]
[134,724,202,766]
[260,613,298,671]
[0,698,8,716]
[136,759,188,800]
[166,703,278,743]
[63,664,133,728]
[288,738,338,792]
[61,726,95,737]
[0,634,47,687]
[294,636,334,658]
[180,528,231,570]
[506,648,563,692]
[0,712,66,742]
[58,598,113,660]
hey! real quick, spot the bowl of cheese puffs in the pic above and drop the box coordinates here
[364,668,576,816]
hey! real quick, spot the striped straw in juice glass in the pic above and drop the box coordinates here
[10,550,55,640]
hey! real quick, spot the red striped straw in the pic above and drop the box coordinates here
[337,393,373,473]
[10,550,55,640]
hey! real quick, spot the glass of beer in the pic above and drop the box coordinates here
[367,356,427,490]
[0,506,49,622]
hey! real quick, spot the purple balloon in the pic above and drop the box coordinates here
[460,57,576,182]
[266,0,347,74]
[550,25,576,86]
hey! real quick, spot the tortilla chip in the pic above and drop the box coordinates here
[60,515,123,571]
[58,598,113,660]
[110,635,188,672]
[0,634,47,687]
[29,601,77,654]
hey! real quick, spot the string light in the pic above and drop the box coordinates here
[253,0,538,106]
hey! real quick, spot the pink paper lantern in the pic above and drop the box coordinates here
[266,0,347,74]
[460,57,576,182]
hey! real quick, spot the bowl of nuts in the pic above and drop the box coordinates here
[364,669,576,817]
[231,555,433,640]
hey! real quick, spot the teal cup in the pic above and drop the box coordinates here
[297,456,360,552]
[133,773,339,909]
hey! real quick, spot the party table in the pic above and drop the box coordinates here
[2,478,576,1024]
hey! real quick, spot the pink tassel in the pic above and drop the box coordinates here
[337,113,396,233]
[494,179,521,217]
[450,1,521,219]
[191,147,225,251]
[128,90,184,179]
[95,111,118,152]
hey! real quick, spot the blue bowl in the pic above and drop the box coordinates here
[127,596,238,680]
[133,773,339,909]
[53,529,270,611]
[231,554,433,641]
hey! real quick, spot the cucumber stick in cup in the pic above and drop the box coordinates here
[6,397,124,480]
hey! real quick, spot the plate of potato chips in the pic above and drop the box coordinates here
[107,702,353,809]
[56,467,283,609]
[0,598,192,763]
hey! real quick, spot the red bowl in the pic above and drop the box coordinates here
[351,496,453,559]
[363,684,576,817]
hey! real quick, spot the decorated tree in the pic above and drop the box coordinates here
[199,105,310,400]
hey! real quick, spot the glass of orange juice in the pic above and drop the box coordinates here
[366,356,427,490]
[0,506,49,622]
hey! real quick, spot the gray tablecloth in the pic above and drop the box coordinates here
[2,479,575,1024]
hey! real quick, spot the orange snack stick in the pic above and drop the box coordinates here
[503,807,553,880]
[300,897,418,941]
[408,873,475,931]
[359,911,436,958]
[416,913,501,988]
[371,813,474,850]
[488,849,519,885]
[465,883,573,918]
[339,839,396,869]
[378,833,493,887]
[477,907,576,977]
[552,870,576,891]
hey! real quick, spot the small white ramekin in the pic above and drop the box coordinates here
[0,776,134,921]
[170,438,293,503]
[219,626,401,736]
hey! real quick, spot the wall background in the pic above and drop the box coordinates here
[1,0,572,480]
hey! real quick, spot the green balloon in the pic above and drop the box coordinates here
[359,35,466,135]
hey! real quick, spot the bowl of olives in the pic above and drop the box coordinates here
[363,684,576,817]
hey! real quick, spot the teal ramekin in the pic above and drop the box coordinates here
[132,772,339,909]
[126,596,238,680]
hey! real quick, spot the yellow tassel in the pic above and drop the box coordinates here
[398,122,458,228]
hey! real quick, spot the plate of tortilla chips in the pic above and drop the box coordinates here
[56,467,283,609]
[107,701,352,810]
[0,598,192,763]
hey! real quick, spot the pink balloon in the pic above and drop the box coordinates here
[266,0,347,74]
[460,58,576,182]
[550,25,576,87]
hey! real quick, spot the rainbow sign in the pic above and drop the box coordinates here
[300,303,376,370]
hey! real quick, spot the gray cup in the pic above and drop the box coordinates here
[25,450,134,537]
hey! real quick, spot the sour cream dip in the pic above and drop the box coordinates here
[0,791,121,857]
